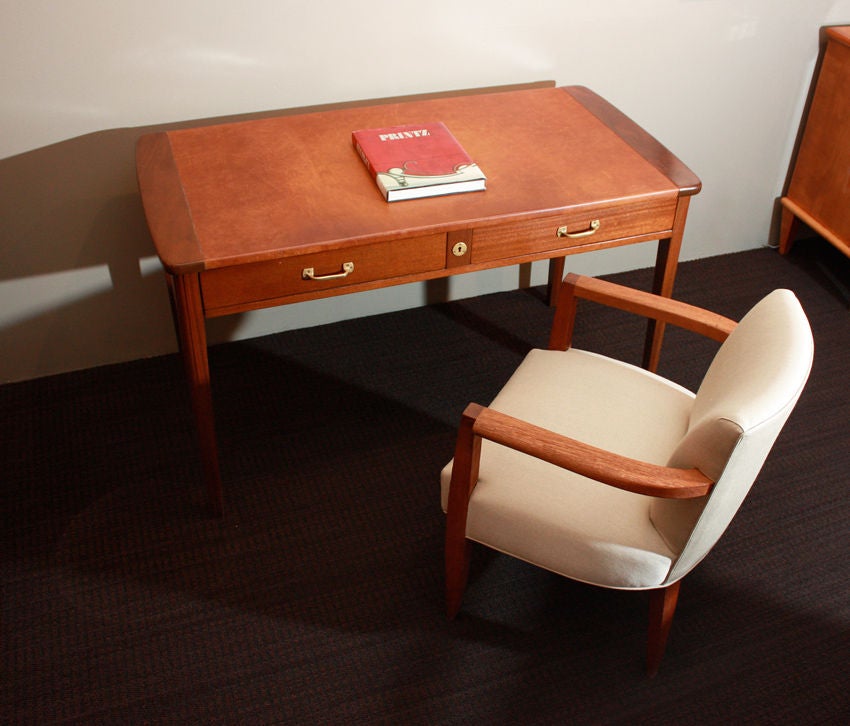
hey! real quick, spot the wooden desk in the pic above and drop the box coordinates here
[136,85,700,515]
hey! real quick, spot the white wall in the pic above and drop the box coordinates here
[2,1,849,382]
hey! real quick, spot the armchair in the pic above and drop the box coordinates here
[441,274,813,675]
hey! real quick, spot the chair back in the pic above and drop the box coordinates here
[650,289,814,584]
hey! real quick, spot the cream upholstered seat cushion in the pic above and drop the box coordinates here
[440,348,697,589]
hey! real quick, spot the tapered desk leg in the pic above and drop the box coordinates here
[170,272,224,516]
[643,196,690,372]
[547,256,566,307]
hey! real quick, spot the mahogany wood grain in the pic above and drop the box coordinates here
[469,196,677,264]
[552,273,737,350]
[780,26,850,257]
[136,85,700,514]
[200,232,446,316]
[136,134,206,273]
[170,272,223,516]
[138,87,686,274]
[445,403,482,618]
[643,195,691,370]
[564,86,701,196]
[647,582,681,678]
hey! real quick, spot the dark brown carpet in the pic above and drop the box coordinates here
[3,241,849,724]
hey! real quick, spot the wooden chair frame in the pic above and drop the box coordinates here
[445,273,737,676]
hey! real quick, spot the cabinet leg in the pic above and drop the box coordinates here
[778,204,800,255]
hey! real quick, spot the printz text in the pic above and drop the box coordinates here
[378,129,431,141]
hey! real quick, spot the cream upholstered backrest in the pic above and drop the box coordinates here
[650,289,814,584]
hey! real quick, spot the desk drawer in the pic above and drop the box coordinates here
[471,197,677,264]
[201,233,446,314]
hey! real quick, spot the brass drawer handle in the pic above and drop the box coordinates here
[302,261,355,281]
[557,219,601,239]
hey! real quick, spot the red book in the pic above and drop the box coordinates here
[352,122,486,202]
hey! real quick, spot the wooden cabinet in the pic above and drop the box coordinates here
[780,26,850,257]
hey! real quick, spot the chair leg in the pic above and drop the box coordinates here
[647,581,681,677]
[444,405,483,619]
[445,532,471,619]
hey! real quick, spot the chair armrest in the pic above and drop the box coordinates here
[463,403,713,499]
[549,273,737,351]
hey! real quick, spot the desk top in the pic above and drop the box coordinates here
[137,85,699,274]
